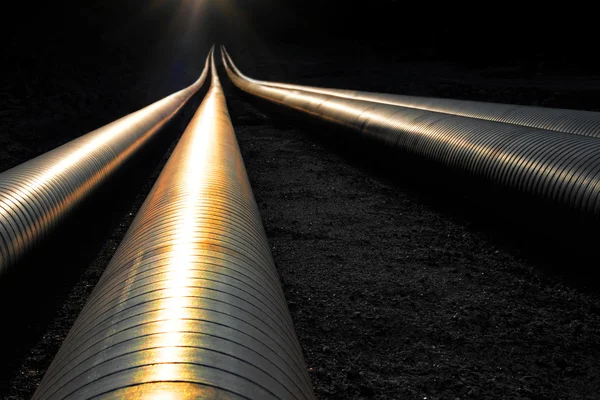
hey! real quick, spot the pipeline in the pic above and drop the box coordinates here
[222,47,600,139]
[223,47,600,218]
[32,49,315,400]
[0,53,211,277]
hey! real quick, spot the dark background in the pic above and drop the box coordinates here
[3,2,600,399]
[219,1,596,71]
[5,1,597,89]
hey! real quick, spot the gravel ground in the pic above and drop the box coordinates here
[220,43,600,399]
[2,13,600,400]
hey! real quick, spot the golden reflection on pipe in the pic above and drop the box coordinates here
[222,47,600,139]
[32,48,315,400]
[149,82,216,388]
[223,46,600,217]
[0,54,211,277]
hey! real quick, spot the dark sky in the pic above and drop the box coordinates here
[4,1,597,74]
[209,1,594,67]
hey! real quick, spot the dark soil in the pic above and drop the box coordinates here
[2,9,600,400]
[218,43,600,399]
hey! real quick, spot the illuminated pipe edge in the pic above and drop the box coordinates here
[0,54,211,277]
[222,47,600,139]
[223,46,600,217]
[32,49,316,400]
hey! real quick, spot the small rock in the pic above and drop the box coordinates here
[466,386,480,396]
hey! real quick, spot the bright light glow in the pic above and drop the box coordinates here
[149,92,220,384]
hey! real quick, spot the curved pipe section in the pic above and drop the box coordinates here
[32,50,315,400]
[0,54,211,276]
[224,48,600,218]
[223,47,600,139]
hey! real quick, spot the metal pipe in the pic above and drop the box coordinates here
[32,49,316,400]
[222,47,600,139]
[223,47,600,218]
[0,54,211,277]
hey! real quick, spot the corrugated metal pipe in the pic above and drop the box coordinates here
[32,48,316,400]
[0,54,211,277]
[223,46,600,218]
[222,47,600,138]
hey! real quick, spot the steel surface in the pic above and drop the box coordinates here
[0,54,211,276]
[222,47,600,138]
[223,47,600,217]
[32,49,315,400]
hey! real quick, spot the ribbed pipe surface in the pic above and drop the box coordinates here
[223,48,600,138]
[223,47,600,218]
[32,50,315,400]
[0,55,210,277]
